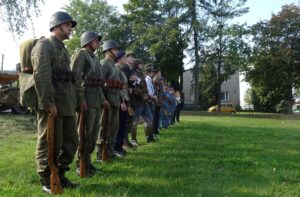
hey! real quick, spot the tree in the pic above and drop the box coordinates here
[0,0,43,35]
[64,0,120,56]
[124,0,187,87]
[244,88,252,109]
[199,63,218,109]
[246,4,300,113]
[202,0,249,112]
[182,0,215,106]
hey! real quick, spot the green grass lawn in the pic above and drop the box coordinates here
[1,112,300,196]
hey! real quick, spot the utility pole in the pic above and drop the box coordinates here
[1,54,4,71]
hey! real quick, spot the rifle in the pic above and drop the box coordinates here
[47,115,63,194]
[100,107,110,162]
[78,110,86,178]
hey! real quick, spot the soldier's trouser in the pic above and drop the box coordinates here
[97,106,119,156]
[114,108,128,151]
[77,106,101,167]
[36,110,78,186]
[124,114,133,143]
[153,106,161,134]
[132,104,153,139]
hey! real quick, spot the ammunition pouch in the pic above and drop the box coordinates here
[22,66,33,74]
[104,80,127,89]
[85,73,104,86]
[52,70,76,83]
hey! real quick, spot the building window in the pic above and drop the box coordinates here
[221,91,229,101]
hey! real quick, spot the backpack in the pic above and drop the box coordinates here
[19,38,41,111]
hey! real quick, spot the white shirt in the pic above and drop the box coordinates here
[145,75,155,96]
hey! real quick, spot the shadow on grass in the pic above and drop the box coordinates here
[181,110,300,120]
[1,114,300,196]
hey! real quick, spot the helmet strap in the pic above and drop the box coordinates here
[108,49,117,62]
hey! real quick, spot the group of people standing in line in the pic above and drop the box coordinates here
[26,11,184,194]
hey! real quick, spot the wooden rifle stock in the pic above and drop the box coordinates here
[78,110,86,178]
[101,107,110,162]
[47,115,63,194]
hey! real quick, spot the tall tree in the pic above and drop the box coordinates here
[199,63,218,109]
[124,0,187,86]
[0,0,43,35]
[247,4,300,113]
[182,0,213,106]
[202,0,249,112]
[64,0,120,56]
[123,0,162,61]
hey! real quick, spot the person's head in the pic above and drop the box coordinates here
[153,68,161,78]
[133,59,143,70]
[144,63,154,77]
[125,51,135,66]
[115,51,126,65]
[49,11,77,41]
[80,31,102,52]
[175,90,180,97]
[102,40,119,60]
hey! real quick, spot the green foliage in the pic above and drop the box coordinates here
[246,4,300,113]
[64,0,120,56]
[123,0,187,87]
[0,0,43,35]
[2,113,300,196]
[199,63,218,109]
[198,0,250,109]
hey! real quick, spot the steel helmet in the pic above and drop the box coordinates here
[102,40,119,52]
[49,11,77,32]
[80,31,102,47]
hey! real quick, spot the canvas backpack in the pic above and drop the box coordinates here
[19,38,42,111]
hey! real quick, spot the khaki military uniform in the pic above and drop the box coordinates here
[31,35,78,186]
[71,48,105,167]
[96,58,121,157]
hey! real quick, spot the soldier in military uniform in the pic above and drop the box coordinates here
[96,40,121,161]
[31,11,78,193]
[131,59,154,143]
[71,31,109,175]
[114,50,129,156]
[152,68,163,134]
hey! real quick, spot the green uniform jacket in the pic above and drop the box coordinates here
[31,35,76,116]
[116,63,129,102]
[100,58,121,107]
[71,48,105,108]
[133,69,148,107]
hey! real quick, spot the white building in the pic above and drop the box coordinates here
[182,69,240,107]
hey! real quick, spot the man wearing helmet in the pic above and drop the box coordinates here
[71,31,109,176]
[96,40,122,162]
[31,11,78,193]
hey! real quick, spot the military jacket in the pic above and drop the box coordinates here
[116,63,129,102]
[71,48,105,109]
[133,69,148,107]
[100,58,121,107]
[153,77,163,107]
[31,35,76,116]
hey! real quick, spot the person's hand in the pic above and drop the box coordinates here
[80,102,88,111]
[103,100,110,109]
[129,74,139,81]
[121,102,127,112]
[47,105,57,117]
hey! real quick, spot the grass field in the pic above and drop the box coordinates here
[1,112,300,196]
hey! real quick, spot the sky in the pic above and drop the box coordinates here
[0,0,298,106]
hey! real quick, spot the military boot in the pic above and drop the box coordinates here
[130,127,139,146]
[145,126,154,143]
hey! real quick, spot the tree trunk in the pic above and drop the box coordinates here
[191,0,200,107]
